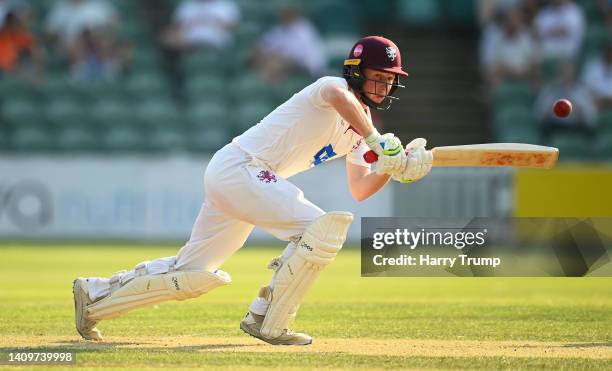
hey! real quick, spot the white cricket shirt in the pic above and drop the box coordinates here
[233,76,371,178]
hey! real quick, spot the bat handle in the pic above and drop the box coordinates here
[363,150,378,164]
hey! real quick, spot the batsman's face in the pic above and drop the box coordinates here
[362,68,396,103]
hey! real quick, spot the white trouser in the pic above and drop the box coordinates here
[88,143,324,301]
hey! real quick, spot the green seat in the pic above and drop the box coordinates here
[185,75,225,100]
[595,132,612,159]
[596,109,612,132]
[493,105,536,138]
[116,18,149,43]
[185,126,230,153]
[493,81,535,108]
[148,127,186,152]
[131,48,163,73]
[181,51,224,76]
[540,58,563,82]
[312,2,358,35]
[45,98,89,128]
[0,128,10,151]
[0,77,39,101]
[547,133,592,161]
[186,102,228,128]
[275,76,312,102]
[79,81,128,102]
[56,127,101,152]
[46,51,70,74]
[497,126,541,144]
[1,98,45,129]
[583,24,609,55]
[10,126,54,152]
[397,0,441,25]
[125,73,170,100]
[232,100,271,133]
[91,100,135,128]
[102,127,145,152]
[40,75,82,102]
[446,0,476,26]
[234,21,263,46]
[231,75,271,102]
[135,99,181,128]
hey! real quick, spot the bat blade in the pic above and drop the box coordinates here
[431,143,559,169]
[363,143,559,169]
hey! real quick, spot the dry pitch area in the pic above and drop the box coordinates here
[3,336,610,359]
[1,244,610,370]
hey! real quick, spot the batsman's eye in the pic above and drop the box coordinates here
[372,232,385,249]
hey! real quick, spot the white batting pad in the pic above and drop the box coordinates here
[87,269,231,320]
[261,211,353,338]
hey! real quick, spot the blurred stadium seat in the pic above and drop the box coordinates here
[1,97,45,129]
[185,126,231,153]
[102,127,145,152]
[10,126,53,152]
[148,127,186,152]
[45,98,89,129]
[135,99,182,129]
[91,99,135,130]
[232,100,271,133]
[56,127,101,152]
[397,0,441,26]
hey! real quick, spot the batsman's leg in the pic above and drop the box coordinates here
[73,200,254,341]
[240,211,353,345]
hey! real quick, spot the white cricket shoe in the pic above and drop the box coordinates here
[240,311,312,346]
[72,278,103,341]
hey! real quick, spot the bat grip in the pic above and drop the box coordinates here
[363,150,378,163]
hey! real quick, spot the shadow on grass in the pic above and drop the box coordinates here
[2,340,265,354]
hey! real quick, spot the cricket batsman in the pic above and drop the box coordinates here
[73,36,433,345]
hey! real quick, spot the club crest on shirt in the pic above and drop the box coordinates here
[257,170,277,183]
[312,144,337,166]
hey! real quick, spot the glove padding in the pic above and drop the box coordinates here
[372,133,405,175]
[364,131,403,157]
[392,138,433,183]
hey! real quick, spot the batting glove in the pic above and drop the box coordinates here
[392,138,433,183]
[364,130,404,175]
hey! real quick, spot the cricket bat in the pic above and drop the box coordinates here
[363,143,559,169]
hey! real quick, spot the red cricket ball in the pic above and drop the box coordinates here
[553,99,572,118]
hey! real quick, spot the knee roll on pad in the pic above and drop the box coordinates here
[261,211,353,338]
[87,270,231,320]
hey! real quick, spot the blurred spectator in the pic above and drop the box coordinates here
[535,62,597,139]
[582,43,612,109]
[0,0,9,27]
[0,11,43,80]
[45,0,117,52]
[251,6,326,83]
[160,0,240,51]
[481,9,539,88]
[0,0,32,28]
[69,28,130,82]
[534,0,586,60]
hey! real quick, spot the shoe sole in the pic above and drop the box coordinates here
[239,321,312,346]
[73,278,102,341]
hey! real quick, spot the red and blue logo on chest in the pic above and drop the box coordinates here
[311,144,337,166]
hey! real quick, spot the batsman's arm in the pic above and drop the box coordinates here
[346,161,391,202]
[321,85,376,138]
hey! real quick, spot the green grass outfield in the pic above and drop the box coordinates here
[0,244,610,370]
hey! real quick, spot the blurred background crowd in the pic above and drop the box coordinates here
[0,0,610,160]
